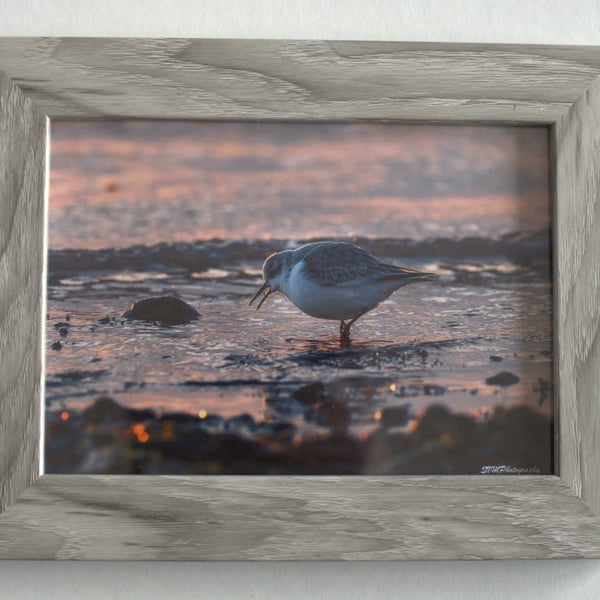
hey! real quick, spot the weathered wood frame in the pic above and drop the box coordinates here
[0,38,599,560]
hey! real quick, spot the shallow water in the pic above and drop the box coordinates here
[45,237,553,472]
[45,121,553,475]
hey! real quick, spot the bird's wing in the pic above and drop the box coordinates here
[297,242,423,287]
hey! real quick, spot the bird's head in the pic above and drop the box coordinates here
[249,250,293,310]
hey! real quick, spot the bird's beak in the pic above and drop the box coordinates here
[250,282,272,310]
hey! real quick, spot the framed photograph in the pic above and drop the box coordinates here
[1,38,599,560]
[44,119,554,479]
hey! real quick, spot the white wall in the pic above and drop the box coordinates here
[2,2,600,598]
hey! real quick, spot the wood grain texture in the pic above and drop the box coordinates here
[0,38,599,560]
[1,475,600,560]
[0,70,45,512]
[1,38,600,122]
[555,78,600,514]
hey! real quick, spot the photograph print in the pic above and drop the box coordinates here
[45,121,553,475]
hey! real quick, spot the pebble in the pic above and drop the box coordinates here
[485,371,520,387]
[122,296,200,325]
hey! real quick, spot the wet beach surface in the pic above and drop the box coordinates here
[45,121,553,475]
[45,235,553,474]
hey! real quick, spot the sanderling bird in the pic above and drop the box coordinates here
[250,241,435,346]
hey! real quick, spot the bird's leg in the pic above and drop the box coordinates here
[339,320,351,348]
[339,312,366,347]
[340,323,351,347]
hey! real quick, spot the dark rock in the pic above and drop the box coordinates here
[54,321,70,329]
[97,316,112,324]
[206,433,262,469]
[225,413,256,434]
[159,411,199,424]
[59,327,69,337]
[489,355,503,362]
[256,421,296,442]
[305,401,350,432]
[481,405,553,472]
[160,428,211,462]
[292,381,328,405]
[51,340,62,351]
[265,392,305,416]
[82,396,153,425]
[380,404,411,428]
[415,404,453,438]
[83,396,130,424]
[292,433,362,474]
[364,429,414,474]
[123,295,200,325]
[485,371,520,387]
[197,414,225,430]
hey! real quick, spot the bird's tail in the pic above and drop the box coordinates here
[419,272,438,282]
[380,266,438,283]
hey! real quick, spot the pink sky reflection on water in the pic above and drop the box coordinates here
[49,121,551,249]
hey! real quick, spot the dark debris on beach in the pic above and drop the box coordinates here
[45,395,552,476]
